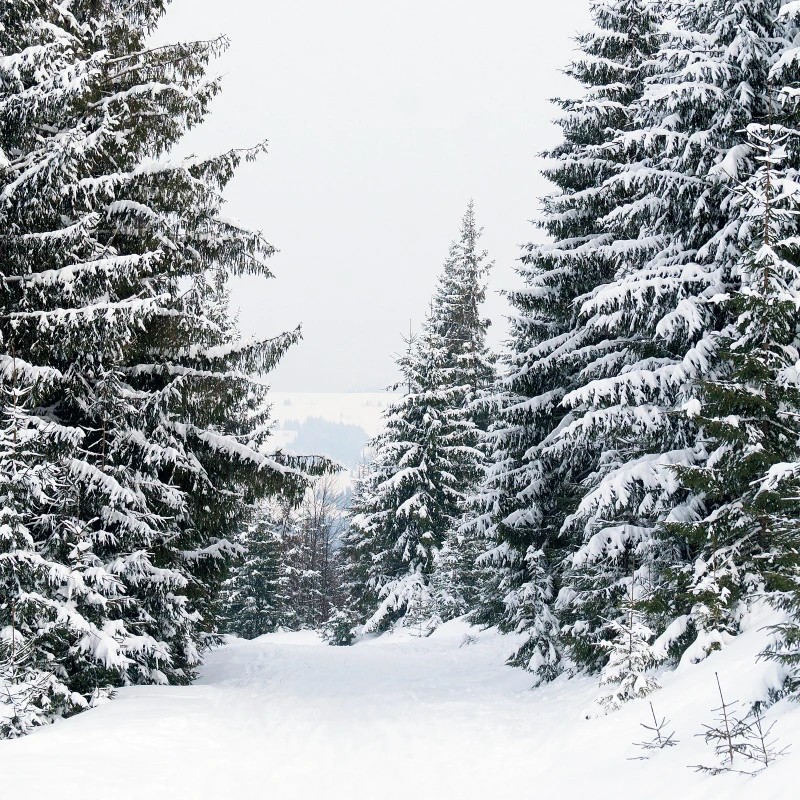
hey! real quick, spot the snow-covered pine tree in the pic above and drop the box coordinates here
[666,118,800,659]
[554,0,794,671]
[596,570,660,713]
[429,201,495,621]
[0,0,322,718]
[471,0,662,681]
[344,205,494,633]
[320,608,358,646]
[343,338,447,633]
[678,85,800,678]
[431,528,483,623]
[220,505,285,639]
[0,0,142,720]
[424,201,495,429]
[0,357,119,736]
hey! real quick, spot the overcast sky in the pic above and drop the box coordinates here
[155,1,592,391]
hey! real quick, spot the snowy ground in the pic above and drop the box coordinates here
[2,615,799,799]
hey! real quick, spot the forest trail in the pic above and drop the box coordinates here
[0,617,798,800]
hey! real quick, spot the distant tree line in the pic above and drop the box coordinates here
[221,477,348,637]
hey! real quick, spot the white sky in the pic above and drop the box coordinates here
[155,1,592,391]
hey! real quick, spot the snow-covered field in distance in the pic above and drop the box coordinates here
[267,392,399,469]
[269,391,398,437]
[2,609,799,799]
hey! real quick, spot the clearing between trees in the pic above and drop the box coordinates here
[0,614,796,799]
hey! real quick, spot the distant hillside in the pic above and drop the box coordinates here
[278,416,370,470]
[270,392,398,437]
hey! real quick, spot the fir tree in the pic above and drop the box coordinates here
[693,673,788,774]
[699,114,800,679]
[428,201,495,620]
[320,608,358,647]
[662,56,800,665]
[344,205,494,632]
[554,0,794,670]
[734,3,800,693]
[632,703,679,753]
[596,571,660,713]
[431,526,483,622]
[344,338,448,633]
[220,506,284,639]
[0,0,323,727]
[0,359,118,733]
[472,0,662,680]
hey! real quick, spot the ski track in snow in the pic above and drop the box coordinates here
[1,617,799,799]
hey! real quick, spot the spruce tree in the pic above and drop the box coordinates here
[0,0,321,726]
[0,359,117,734]
[344,339,449,632]
[471,0,662,681]
[220,505,285,639]
[431,528,484,622]
[596,613,659,714]
[596,573,660,712]
[428,201,495,620]
[344,205,494,632]
[554,0,794,670]
[681,112,800,669]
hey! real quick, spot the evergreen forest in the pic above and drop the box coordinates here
[4,0,800,796]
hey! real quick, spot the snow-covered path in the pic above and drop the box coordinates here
[2,618,799,799]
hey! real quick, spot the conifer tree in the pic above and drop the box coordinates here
[431,528,484,622]
[0,360,119,733]
[554,0,795,670]
[220,506,285,639]
[428,201,495,620]
[344,339,448,632]
[596,572,660,712]
[344,205,494,632]
[0,0,322,726]
[472,0,662,680]
[425,202,495,419]
[682,111,800,670]
[721,5,800,689]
